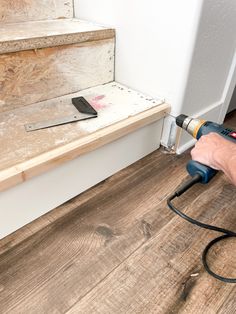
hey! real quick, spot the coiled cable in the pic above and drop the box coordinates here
[167,174,236,283]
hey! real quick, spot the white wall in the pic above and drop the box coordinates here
[75,0,202,104]
[75,0,236,152]
[182,0,236,116]
[176,0,236,152]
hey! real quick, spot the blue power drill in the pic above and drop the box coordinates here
[176,114,236,183]
[167,115,236,283]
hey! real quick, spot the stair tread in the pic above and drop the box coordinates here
[0,18,115,54]
[0,82,170,191]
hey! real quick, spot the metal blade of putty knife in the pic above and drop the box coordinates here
[25,97,98,132]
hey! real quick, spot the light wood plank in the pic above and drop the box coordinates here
[0,105,168,191]
[0,19,115,54]
[0,82,169,191]
[0,0,73,23]
[0,39,114,113]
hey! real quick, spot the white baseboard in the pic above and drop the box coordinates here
[176,138,196,155]
[219,51,236,122]
[0,120,163,239]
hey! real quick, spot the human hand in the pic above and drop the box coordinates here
[191,132,234,170]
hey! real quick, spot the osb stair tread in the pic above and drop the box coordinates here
[0,18,115,54]
[0,82,170,191]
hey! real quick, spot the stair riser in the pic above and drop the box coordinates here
[0,120,163,239]
[0,39,115,113]
[0,0,73,23]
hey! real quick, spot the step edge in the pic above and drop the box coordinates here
[0,21,115,54]
[0,104,170,192]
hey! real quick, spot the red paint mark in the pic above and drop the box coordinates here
[91,95,106,110]
[93,95,105,101]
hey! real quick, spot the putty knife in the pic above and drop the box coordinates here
[25,97,98,132]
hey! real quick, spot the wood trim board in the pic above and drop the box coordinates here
[0,104,169,192]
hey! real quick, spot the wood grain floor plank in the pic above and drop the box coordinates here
[217,288,236,314]
[0,151,188,313]
[224,109,236,128]
[67,176,236,314]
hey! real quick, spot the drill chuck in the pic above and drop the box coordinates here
[175,114,188,128]
[176,115,205,138]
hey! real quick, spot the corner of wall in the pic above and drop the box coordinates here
[163,0,236,154]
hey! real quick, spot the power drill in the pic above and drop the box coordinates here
[167,114,236,283]
[176,114,236,183]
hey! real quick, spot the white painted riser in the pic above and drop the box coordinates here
[0,120,163,239]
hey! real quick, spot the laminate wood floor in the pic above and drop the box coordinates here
[0,112,235,314]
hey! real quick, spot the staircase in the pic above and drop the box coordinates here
[0,1,170,239]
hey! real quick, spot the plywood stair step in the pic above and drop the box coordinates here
[0,82,170,192]
[0,18,115,113]
[0,18,115,54]
[0,0,73,23]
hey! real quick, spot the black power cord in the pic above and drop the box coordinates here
[167,174,236,283]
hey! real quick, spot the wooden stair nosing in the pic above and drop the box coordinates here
[0,104,170,192]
